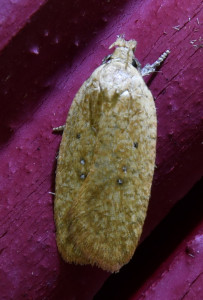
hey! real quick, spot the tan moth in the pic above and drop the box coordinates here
[54,36,169,272]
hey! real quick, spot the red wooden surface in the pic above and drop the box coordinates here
[0,0,202,299]
[94,179,203,300]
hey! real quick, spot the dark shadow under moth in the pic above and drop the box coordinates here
[54,37,169,272]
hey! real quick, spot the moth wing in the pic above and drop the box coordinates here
[69,87,156,272]
[54,75,103,264]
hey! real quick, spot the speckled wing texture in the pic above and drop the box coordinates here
[54,37,157,272]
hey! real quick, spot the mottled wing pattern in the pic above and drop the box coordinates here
[68,65,156,272]
[54,38,157,272]
[54,72,103,264]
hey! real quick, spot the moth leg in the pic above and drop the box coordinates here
[141,50,170,77]
[132,57,142,72]
[53,125,65,133]
[102,54,112,64]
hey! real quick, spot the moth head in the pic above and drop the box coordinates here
[109,36,137,64]
[109,35,137,51]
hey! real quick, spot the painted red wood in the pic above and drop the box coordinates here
[0,0,202,299]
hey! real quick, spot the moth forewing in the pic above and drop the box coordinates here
[54,36,168,272]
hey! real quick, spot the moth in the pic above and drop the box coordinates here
[54,36,169,272]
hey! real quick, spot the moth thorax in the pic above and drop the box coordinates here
[112,47,135,64]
